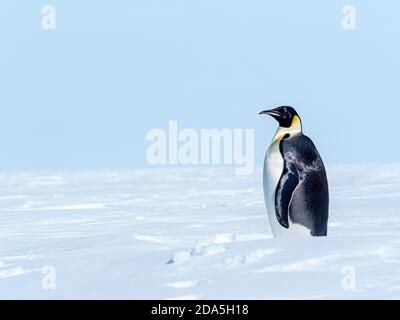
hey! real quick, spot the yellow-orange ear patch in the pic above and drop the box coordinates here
[291,115,300,127]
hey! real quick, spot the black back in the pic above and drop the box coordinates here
[276,134,329,236]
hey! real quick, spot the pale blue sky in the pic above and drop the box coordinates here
[0,1,399,170]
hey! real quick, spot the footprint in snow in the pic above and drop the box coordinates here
[165,280,210,289]
[166,233,235,265]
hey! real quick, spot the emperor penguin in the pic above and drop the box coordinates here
[259,106,329,237]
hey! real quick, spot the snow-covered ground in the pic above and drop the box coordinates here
[1,165,400,299]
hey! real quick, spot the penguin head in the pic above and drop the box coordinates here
[259,106,300,128]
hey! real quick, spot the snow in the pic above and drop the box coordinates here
[0,165,400,299]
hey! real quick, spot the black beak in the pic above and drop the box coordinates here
[259,109,282,119]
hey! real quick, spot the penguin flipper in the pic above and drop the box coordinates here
[275,162,299,228]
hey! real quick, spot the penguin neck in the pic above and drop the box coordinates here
[272,115,302,143]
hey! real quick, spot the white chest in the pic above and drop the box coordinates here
[262,138,310,237]
[263,141,285,237]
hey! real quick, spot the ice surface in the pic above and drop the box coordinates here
[0,165,400,299]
